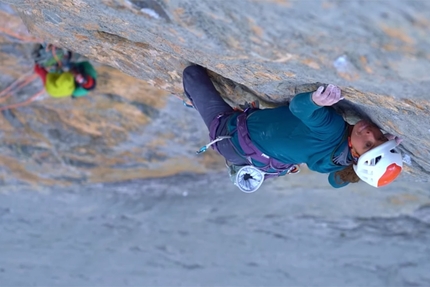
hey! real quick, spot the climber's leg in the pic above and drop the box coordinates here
[182,65,234,129]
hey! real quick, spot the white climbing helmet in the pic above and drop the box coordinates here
[353,140,403,188]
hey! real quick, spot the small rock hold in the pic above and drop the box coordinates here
[333,55,353,73]
[403,154,412,166]
[129,0,170,21]
[141,8,160,19]
[42,10,62,24]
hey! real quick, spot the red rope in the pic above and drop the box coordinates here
[0,72,35,98]
[0,72,45,112]
[0,26,42,43]
[51,45,63,68]
[0,73,38,102]
[0,88,45,112]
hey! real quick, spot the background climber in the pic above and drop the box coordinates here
[33,43,97,98]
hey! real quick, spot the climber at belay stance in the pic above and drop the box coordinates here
[32,43,97,98]
[182,65,403,193]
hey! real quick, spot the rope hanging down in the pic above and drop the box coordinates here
[0,22,45,111]
[0,72,45,112]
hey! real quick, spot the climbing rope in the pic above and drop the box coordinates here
[0,72,45,112]
[0,88,45,112]
[0,26,42,43]
[50,44,63,69]
[0,71,36,100]
[33,44,68,72]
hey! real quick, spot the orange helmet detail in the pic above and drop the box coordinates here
[353,140,403,188]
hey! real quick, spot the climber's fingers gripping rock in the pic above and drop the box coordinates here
[385,133,403,146]
[312,84,344,107]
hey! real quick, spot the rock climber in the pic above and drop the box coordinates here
[182,64,404,191]
[33,44,97,98]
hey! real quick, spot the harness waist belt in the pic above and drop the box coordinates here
[235,112,295,174]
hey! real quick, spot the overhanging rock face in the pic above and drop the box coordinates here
[8,0,430,181]
[0,6,220,187]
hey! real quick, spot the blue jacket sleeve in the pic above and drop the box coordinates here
[289,92,345,136]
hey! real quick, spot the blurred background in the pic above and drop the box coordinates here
[1,2,430,286]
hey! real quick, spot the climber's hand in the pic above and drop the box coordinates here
[312,84,344,107]
[385,133,403,146]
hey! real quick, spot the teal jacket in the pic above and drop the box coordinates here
[71,61,97,97]
[227,92,352,188]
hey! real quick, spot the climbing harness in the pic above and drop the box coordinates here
[192,100,301,193]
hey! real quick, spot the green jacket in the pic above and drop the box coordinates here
[71,61,97,97]
[227,92,351,188]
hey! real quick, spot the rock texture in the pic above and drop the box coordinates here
[3,0,430,182]
[0,4,220,187]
